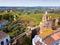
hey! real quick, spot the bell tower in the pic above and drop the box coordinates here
[39,11,52,33]
[42,11,51,22]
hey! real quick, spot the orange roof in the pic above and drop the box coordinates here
[42,31,60,45]
[39,29,53,38]
[51,32,60,40]
[39,29,60,45]
[44,37,54,45]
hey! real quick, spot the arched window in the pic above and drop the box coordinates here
[6,39,8,43]
[1,41,4,45]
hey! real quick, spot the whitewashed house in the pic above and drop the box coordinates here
[0,31,11,45]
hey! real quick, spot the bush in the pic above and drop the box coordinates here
[52,26,56,30]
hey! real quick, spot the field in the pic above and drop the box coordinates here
[19,13,60,26]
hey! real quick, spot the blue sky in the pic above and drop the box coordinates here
[0,0,60,7]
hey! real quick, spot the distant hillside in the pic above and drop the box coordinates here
[0,6,60,9]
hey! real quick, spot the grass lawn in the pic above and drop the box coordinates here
[19,13,60,26]
[7,32,14,38]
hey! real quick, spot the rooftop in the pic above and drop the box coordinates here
[0,31,9,40]
[0,19,8,24]
[39,29,60,45]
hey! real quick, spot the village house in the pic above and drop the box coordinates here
[0,31,11,45]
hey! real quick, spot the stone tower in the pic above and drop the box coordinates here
[39,11,52,33]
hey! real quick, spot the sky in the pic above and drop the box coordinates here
[0,0,60,7]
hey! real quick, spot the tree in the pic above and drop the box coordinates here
[52,26,57,30]
[0,15,2,20]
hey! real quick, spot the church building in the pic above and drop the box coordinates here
[39,11,53,33]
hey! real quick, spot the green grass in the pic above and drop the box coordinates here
[19,13,60,26]
[49,13,60,19]
[7,32,14,38]
[19,13,43,26]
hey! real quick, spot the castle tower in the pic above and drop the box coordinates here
[39,11,52,33]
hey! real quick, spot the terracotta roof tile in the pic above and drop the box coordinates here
[39,29,53,38]
[51,32,60,40]
[0,31,9,40]
[43,31,60,45]
[44,37,55,45]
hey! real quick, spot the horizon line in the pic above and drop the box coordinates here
[0,6,60,7]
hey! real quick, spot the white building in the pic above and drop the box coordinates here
[0,31,11,45]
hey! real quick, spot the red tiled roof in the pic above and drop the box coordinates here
[44,37,55,45]
[43,31,60,45]
[51,32,60,40]
[0,31,9,40]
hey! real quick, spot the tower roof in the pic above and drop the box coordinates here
[42,11,51,21]
[45,11,48,15]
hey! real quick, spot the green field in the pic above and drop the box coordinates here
[19,13,60,26]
